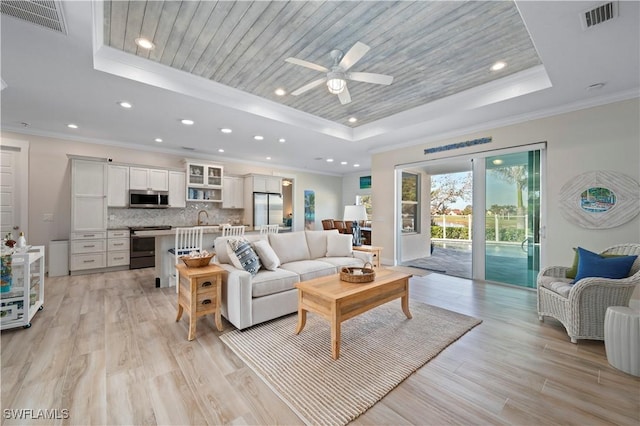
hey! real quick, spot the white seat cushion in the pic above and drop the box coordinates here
[539,276,574,298]
[252,268,300,298]
[319,256,364,269]
[280,260,336,282]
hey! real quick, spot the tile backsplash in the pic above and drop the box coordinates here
[107,203,244,228]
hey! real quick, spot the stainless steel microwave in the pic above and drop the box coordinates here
[129,190,169,208]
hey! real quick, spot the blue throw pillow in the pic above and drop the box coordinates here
[574,247,637,282]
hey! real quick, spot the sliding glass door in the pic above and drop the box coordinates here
[484,150,541,288]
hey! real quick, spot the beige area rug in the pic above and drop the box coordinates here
[386,265,432,277]
[220,301,481,425]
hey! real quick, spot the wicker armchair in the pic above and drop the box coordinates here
[537,243,640,343]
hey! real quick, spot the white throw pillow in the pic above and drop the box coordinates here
[326,233,353,257]
[226,238,261,276]
[252,239,281,271]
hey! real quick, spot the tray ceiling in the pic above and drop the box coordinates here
[102,1,542,127]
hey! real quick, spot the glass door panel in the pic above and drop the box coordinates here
[485,151,541,288]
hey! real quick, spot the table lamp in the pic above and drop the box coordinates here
[343,204,368,246]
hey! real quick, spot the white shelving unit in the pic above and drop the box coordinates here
[186,162,223,202]
[1,245,45,330]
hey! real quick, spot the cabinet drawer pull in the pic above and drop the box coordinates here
[114,257,124,260]
[83,234,96,237]
[201,281,212,287]
[83,259,95,263]
[202,299,212,305]
[83,245,95,248]
[113,243,124,246]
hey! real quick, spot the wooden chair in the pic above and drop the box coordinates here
[345,221,353,235]
[333,220,346,233]
[167,226,204,289]
[259,224,279,235]
[321,219,335,230]
[221,225,245,237]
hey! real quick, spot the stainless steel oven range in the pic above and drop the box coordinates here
[129,226,171,269]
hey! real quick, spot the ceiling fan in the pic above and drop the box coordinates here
[285,41,394,105]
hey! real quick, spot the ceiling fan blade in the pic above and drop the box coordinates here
[338,85,351,105]
[291,77,327,96]
[338,41,370,71]
[348,72,394,85]
[284,57,329,73]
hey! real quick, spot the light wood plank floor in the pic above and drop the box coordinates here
[2,268,638,425]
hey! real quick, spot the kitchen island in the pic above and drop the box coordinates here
[130,225,291,287]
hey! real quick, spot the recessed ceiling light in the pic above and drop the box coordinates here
[341,161,348,165]
[266,156,271,160]
[118,101,133,109]
[278,138,286,143]
[220,128,232,133]
[154,138,163,143]
[274,88,286,96]
[135,37,155,50]
[181,119,194,125]
[348,117,357,123]
[492,159,503,165]
[353,163,360,167]
[67,123,78,129]
[218,149,225,153]
[254,135,264,141]
[490,61,506,71]
[326,158,334,162]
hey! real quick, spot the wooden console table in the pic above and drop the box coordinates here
[175,263,224,340]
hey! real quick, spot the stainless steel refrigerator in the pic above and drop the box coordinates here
[253,193,283,227]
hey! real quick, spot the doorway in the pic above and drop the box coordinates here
[398,143,544,288]
[0,138,29,239]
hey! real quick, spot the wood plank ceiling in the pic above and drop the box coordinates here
[103,1,541,127]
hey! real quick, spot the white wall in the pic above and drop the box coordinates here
[342,171,372,207]
[372,98,640,299]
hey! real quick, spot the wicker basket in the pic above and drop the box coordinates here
[340,262,375,283]
[180,254,214,268]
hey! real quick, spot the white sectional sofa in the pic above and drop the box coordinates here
[214,230,372,330]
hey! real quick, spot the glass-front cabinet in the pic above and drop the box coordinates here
[186,162,223,202]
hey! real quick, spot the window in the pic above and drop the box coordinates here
[401,172,420,233]
[356,194,372,221]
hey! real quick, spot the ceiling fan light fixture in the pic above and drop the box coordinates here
[326,72,346,94]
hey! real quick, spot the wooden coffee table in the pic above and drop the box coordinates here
[295,269,412,360]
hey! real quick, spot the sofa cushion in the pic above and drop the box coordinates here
[320,256,364,269]
[252,239,281,271]
[227,238,261,276]
[326,233,353,257]
[305,230,338,259]
[269,232,311,264]
[215,234,265,264]
[252,268,299,298]
[280,260,336,282]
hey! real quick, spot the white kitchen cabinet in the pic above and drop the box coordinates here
[186,162,223,202]
[1,246,45,330]
[222,176,244,209]
[129,167,169,191]
[107,229,129,267]
[247,175,282,194]
[70,159,107,274]
[168,171,186,208]
[107,164,129,207]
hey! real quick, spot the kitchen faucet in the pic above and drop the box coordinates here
[197,210,209,226]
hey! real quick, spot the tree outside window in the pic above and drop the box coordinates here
[402,172,420,233]
[356,194,372,220]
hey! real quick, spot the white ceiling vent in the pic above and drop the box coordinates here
[582,1,618,29]
[1,1,67,34]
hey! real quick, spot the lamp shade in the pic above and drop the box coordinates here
[343,204,368,222]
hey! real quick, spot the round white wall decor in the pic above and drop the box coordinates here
[558,170,640,229]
